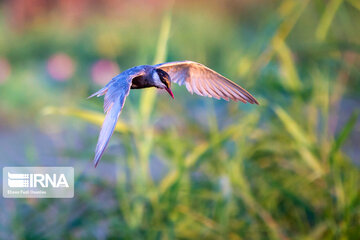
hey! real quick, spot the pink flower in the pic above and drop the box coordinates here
[91,60,120,86]
[47,53,75,81]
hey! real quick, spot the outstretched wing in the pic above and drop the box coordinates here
[89,69,145,167]
[155,61,258,104]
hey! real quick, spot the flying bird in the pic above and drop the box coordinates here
[89,61,259,167]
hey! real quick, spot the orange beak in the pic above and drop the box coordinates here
[165,87,174,99]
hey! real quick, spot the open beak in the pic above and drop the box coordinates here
[165,87,174,99]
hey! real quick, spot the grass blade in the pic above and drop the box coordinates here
[316,0,343,41]
[139,12,172,123]
[41,106,130,133]
[330,110,359,158]
[274,106,324,175]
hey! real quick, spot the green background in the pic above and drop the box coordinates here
[0,0,359,239]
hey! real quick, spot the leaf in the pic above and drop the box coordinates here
[274,106,310,147]
[272,35,302,91]
[139,12,172,124]
[134,12,173,187]
[315,0,343,42]
[330,110,359,157]
[274,106,324,176]
[41,106,130,133]
[347,0,360,11]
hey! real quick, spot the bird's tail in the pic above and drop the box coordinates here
[88,84,126,167]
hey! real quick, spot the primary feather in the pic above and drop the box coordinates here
[89,68,146,167]
[92,77,131,167]
[155,61,258,104]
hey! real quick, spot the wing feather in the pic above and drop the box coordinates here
[185,81,193,94]
[206,81,223,100]
[155,61,258,104]
[89,69,145,167]
[209,81,229,101]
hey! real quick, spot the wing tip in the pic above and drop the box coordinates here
[93,138,109,168]
[88,87,108,99]
[247,95,259,105]
[243,97,259,105]
[93,146,102,168]
[93,156,100,168]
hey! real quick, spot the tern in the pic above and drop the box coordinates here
[89,61,259,167]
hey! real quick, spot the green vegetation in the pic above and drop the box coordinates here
[1,0,359,239]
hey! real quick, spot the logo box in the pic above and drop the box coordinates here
[3,167,74,198]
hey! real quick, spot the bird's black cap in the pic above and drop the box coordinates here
[156,69,171,89]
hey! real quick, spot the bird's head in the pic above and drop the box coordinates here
[153,68,174,99]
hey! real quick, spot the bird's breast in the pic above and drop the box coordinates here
[131,75,155,89]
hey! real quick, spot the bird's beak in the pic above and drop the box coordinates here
[165,87,174,99]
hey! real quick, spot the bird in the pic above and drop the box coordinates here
[89,60,259,167]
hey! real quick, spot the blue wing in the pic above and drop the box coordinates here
[89,69,145,167]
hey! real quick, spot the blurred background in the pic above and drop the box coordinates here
[0,0,360,239]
